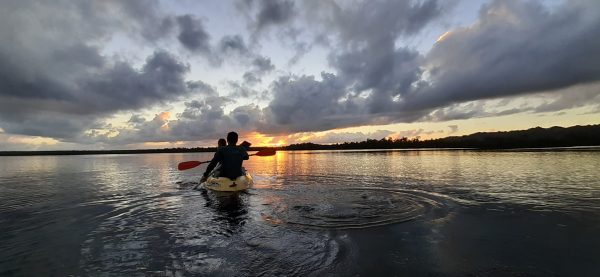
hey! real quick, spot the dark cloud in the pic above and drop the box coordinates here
[241,55,275,84]
[236,0,300,55]
[128,114,146,125]
[228,81,258,98]
[219,35,249,55]
[187,80,218,96]
[4,0,600,147]
[287,40,311,65]
[323,0,440,113]
[79,51,190,112]
[252,56,275,73]
[0,50,192,138]
[257,0,296,30]
[0,111,100,139]
[163,100,260,142]
[247,0,443,132]
[97,98,267,144]
[532,83,600,113]
[176,14,211,53]
[242,72,261,85]
[406,0,600,111]
[331,47,422,113]
[0,1,197,140]
[424,102,488,122]
[264,73,358,133]
[308,0,441,43]
[257,0,600,134]
[239,0,297,32]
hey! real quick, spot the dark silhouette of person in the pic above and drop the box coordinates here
[201,132,249,182]
[217,138,226,148]
[210,138,228,177]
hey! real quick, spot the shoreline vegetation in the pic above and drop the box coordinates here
[2,124,599,156]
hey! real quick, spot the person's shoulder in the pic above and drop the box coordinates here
[221,145,238,152]
[224,145,247,153]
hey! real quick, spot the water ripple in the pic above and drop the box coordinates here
[259,187,455,229]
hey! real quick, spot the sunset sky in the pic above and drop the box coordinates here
[1,0,599,150]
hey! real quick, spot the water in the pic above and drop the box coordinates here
[1,150,599,276]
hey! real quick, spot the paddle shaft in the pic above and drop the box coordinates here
[178,148,275,171]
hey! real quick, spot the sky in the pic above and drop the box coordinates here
[0,0,599,150]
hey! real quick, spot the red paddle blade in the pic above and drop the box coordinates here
[253,149,276,156]
[178,161,202,171]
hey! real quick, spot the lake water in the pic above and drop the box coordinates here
[1,149,599,276]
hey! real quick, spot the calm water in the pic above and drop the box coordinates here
[1,149,599,276]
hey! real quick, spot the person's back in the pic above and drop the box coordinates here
[202,132,249,181]
[213,145,247,179]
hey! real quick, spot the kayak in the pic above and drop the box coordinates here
[202,172,253,192]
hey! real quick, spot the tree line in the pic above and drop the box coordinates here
[283,124,600,150]
[1,124,598,156]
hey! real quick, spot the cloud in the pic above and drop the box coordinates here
[0,50,194,139]
[263,73,355,133]
[227,81,269,100]
[307,0,441,43]
[321,130,394,143]
[289,130,395,144]
[252,56,275,73]
[532,82,600,113]
[96,98,265,144]
[0,132,62,151]
[238,0,297,33]
[242,56,275,84]
[406,0,600,110]
[218,35,249,55]
[256,0,296,30]
[216,34,278,83]
[250,0,443,129]
[448,125,459,134]
[258,0,600,133]
[0,1,199,141]
[394,129,443,139]
[176,14,212,53]
[4,0,600,148]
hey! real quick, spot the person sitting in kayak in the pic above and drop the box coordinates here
[201,132,250,182]
[210,138,228,177]
[217,138,226,148]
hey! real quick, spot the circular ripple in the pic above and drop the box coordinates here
[260,188,452,229]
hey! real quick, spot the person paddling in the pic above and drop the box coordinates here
[201,132,250,183]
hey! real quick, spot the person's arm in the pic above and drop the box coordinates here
[202,150,222,180]
[241,141,251,150]
[240,147,249,160]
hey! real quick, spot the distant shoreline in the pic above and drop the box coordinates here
[2,146,600,157]
[1,124,599,156]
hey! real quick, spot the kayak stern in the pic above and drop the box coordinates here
[202,173,253,192]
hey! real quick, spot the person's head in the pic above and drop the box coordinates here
[226,131,238,145]
[217,138,226,147]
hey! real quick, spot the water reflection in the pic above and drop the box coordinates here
[200,190,248,236]
[1,150,600,276]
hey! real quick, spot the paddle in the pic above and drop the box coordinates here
[178,160,208,171]
[177,148,276,171]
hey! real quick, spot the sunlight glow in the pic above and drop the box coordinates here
[436,31,452,43]
[5,135,59,146]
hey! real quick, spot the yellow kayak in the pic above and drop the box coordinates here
[202,172,253,192]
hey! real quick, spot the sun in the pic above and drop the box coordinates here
[244,132,288,147]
